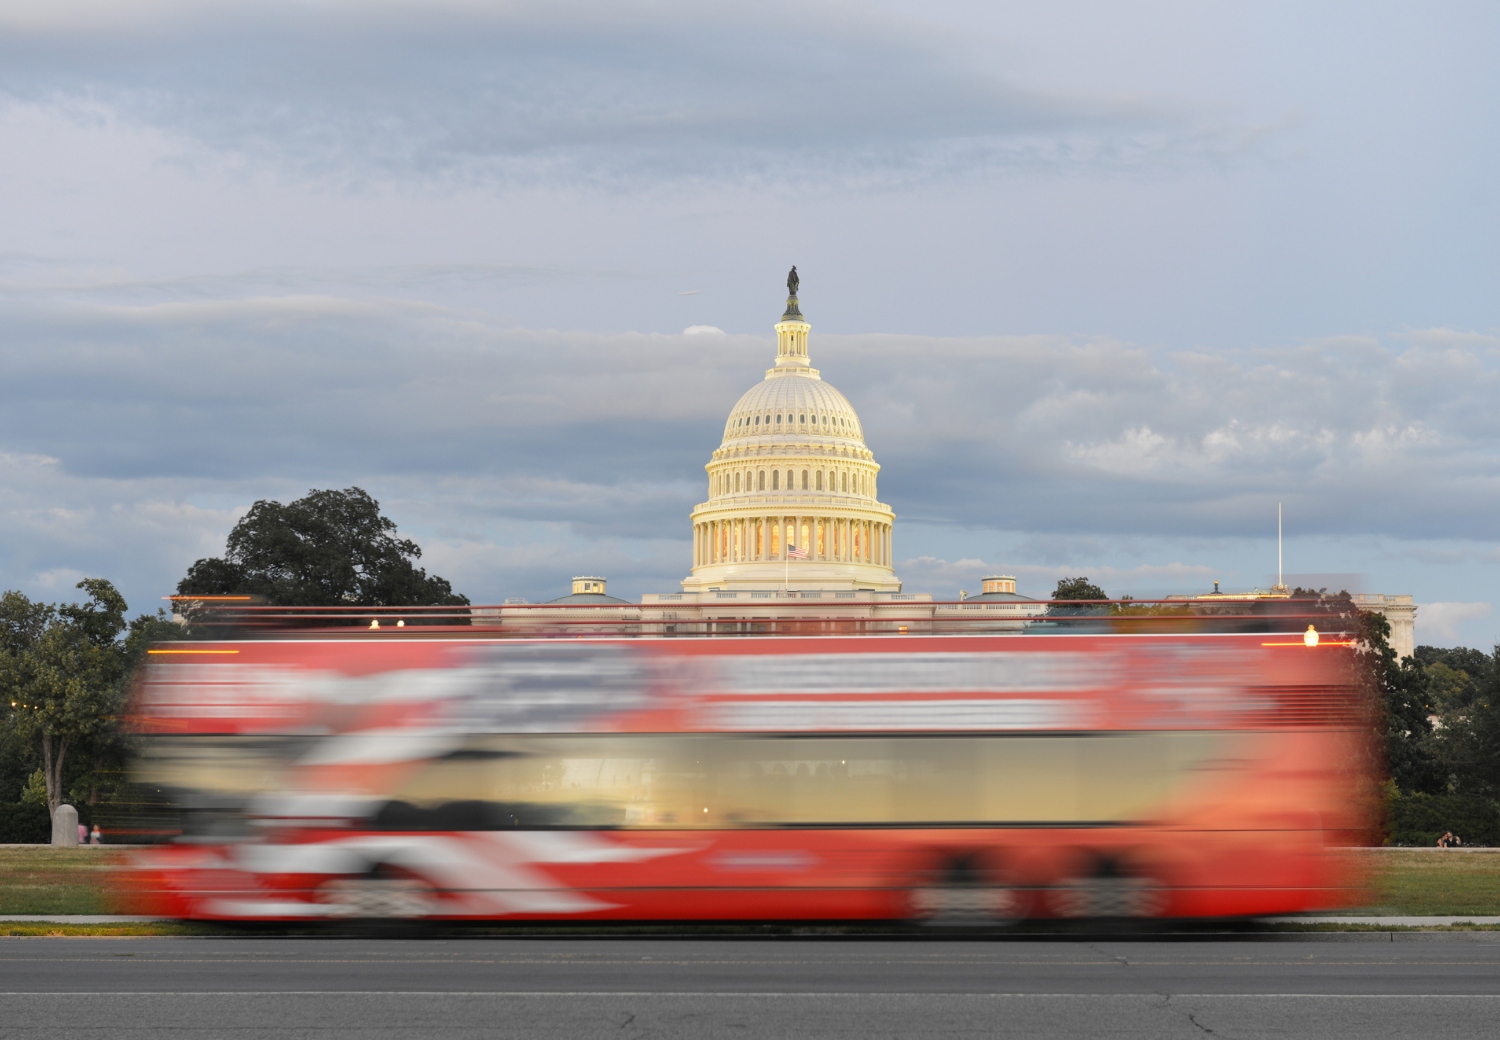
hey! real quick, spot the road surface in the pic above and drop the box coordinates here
[3,933,1499,1037]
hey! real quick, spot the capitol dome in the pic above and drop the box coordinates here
[683,276,901,593]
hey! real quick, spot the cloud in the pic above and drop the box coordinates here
[821,328,1500,541]
[1419,602,1493,645]
[2,289,1499,609]
[0,0,1250,187]
[4,298,1499,543]
[683,325,725,336]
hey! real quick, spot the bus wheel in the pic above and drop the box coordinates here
[320,867,435,922]
[908,854,1020,927]
[1048,861,1163,919]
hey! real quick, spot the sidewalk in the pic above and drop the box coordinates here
[1266,915,1500,926]
[0,915,163,924]
[3,914,1500,928]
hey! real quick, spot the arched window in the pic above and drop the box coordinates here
[800,413,806,423]
[841,472,848,492]
[754,415,760,425]
[776,414,782,424]
[787,469,794,489]
[801,470,809,490]
[772,470,779,490]
[734,471,740,492]
[816,471,823,491]
[757,470,765,490]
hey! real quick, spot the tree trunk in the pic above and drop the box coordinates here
[40,733,68,816]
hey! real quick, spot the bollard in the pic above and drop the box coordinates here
[51,804,79,847]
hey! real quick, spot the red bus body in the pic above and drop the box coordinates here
[120,632,1374,923]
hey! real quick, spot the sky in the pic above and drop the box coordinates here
[1,0,1497,648]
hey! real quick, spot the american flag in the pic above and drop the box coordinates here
[786,544,808,559]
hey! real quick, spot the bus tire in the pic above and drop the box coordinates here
[1048,858,1164,919]
[909,853,1020,928]
[319,866,436,924]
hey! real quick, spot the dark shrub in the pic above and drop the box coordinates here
[1386,791,1500,847]
[0,803,52,844]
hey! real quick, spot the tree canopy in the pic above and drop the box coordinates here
[177,488,468,611]
[0,580,169,814]
[1051,577,1108,602]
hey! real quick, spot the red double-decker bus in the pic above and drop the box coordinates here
[120,624,1374,924]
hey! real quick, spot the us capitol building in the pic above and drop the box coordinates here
[485,270,1416,652]
[682,268,898,594]
[485,270,1044,632]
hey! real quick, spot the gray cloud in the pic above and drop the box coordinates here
[3,294,1497,562]
[0,1,1238,186]
[819,330,1500,541]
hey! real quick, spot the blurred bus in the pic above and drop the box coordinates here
[120,629,1374,924]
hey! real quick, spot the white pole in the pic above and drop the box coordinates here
[1278,501,1283,589]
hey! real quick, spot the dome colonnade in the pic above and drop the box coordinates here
[683,284,900,593]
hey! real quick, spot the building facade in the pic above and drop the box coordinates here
[1353,593,1417,659]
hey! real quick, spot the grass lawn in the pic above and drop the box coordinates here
[1,846,1499,924]
[0,847,118,915]
[1368,850,1500,916]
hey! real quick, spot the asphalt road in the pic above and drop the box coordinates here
[3,934,1500,1038]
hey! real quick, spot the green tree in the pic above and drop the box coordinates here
[1413,646,1491,712]
[1295,588,1443,795]
[1051,577,1108,602]
[1425,661,1479,712]
[1427,645,1500,798]
[0,580,130,814]
[177,487,468,614]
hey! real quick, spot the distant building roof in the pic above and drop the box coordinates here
[544,592,632,605]
[546,576,629,604]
